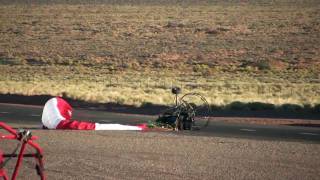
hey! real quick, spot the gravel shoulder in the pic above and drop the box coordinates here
[1,130,320,180]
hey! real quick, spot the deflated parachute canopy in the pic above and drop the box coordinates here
[41,97,147,131]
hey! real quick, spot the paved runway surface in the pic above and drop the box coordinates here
[0,103,319,143]
[1,103,320,180]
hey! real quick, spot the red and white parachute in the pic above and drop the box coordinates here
[41,97,147,130]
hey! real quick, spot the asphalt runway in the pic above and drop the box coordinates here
[1,103,320,180]
[0,103,319,143]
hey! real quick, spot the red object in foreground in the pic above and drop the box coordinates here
[0,122,45,180]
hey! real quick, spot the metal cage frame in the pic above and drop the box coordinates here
[0,122,45,180]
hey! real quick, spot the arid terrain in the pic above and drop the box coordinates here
[0,0,319,108]
[0,0,320,180]
[1,1,320,179]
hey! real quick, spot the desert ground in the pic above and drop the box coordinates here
[0,0,319,107]
[1,1,320,179]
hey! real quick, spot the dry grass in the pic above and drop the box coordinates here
[0,1,319,107]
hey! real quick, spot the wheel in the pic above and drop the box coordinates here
[175,116,184,131]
